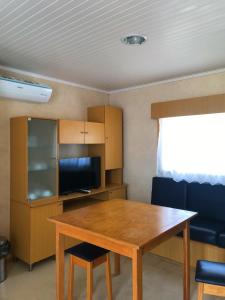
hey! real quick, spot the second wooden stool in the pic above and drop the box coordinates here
[195,260,225,299]
[67,242,112,300]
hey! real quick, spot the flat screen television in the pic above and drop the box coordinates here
[59,156,101,195]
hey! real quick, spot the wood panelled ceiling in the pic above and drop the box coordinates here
[0,0,225,91]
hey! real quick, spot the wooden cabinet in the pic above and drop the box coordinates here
[58,120,84,144]
[11,117,58,203]
[11,201,62,266]
[10,117,59,268]
[108,187,126,200]
[84,122,105,144]
[10,106,124,268]
[105,106,123,170]
[30,203,62,263]
[10,201,30,264]
[10,117,28,203]
[59,120,104,144]
[87,105,123,170]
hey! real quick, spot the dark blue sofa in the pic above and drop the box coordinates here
[151,177,225,248]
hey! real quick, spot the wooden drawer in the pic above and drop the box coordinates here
[108,187,126,200]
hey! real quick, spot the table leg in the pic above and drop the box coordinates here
[132,249,142,300]
[56,227,65,300]
[114,253,120,276]
[183,221,190,300]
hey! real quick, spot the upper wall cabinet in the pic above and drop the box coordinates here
[84,122,105,144]
[58,120,84,144]
[58,120,104,144]
[88,105,123,170]
[105,106,123,170]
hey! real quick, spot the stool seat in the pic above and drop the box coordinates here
[196,260,225,287]
[67,242,109,262]
[67,242,112,300]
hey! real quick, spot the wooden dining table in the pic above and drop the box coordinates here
[49,199,197,300]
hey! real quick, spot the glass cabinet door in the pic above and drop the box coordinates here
[28,118,57,201]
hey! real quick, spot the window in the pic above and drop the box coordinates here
[157,113,225,185]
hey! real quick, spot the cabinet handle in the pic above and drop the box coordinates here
[80,131,84,134]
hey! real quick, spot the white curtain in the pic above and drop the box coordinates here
[157,113,225,185]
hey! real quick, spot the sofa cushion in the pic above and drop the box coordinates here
[217,232,225,248]
[151,177,187,209]
[187,182,225,222]
[189,217,225,245]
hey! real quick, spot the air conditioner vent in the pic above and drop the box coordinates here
[0,75,52,103]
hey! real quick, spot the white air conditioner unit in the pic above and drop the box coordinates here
[0,75,52,103]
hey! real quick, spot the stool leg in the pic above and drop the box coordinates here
[197,283,204,300]
[87,262,93,300]
[68,256,74,300]
[105,254,112,300]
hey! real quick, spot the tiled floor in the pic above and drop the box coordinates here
[0,253,221,300]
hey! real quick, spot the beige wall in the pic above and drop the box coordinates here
[110,71,225,203]
[2,69,225,238]
[0,71,109,237]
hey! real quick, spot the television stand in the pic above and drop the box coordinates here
[59,184,126,202]
[77,189,91,194]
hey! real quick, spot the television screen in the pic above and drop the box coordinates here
[59,156,101,195]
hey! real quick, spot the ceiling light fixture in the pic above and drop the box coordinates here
[121,34,147,45]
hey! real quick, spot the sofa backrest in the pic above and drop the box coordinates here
[187,182,225,222]
[151,177,187,209]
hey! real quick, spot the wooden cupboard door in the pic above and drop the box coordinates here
[105,106,123,169]
[10,201,30,264]
[108,187,126,200]
[28,118,57,202]
[10,117,28,203]
[58,120,84,144]
[30,201,62,263]
[84,122,105,144]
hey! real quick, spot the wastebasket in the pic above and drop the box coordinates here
[0,236,10,283]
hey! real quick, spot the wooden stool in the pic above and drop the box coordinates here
[195,260,225,299]
[67,242,112,300]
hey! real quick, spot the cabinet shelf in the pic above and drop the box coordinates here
[28,167,55,172]
[63,197,105,212]
[28,145,55,149]
[29,190,55,201]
